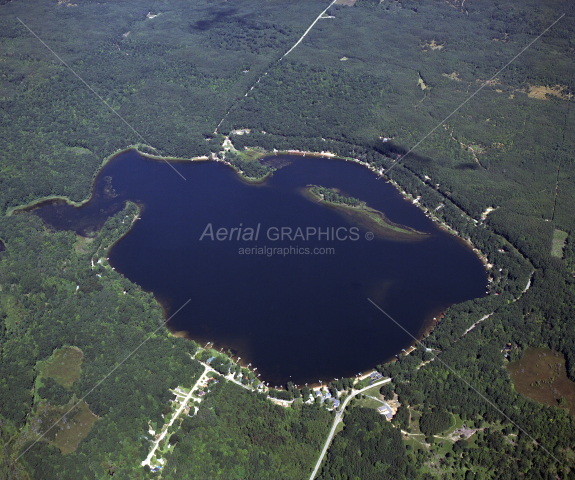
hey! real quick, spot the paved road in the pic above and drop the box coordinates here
[309,377,392,480]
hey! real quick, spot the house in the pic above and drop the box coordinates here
[370,372,383,380]
[377,404,393,420]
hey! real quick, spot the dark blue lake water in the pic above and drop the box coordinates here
[31,150,487,386]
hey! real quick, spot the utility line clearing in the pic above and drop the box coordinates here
[281,0,338,60]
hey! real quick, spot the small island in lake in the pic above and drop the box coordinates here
[304,185,429,241]
[309,185,366,208]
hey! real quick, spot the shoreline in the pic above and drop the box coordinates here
[103,200,143,262]
[7,144,211,216]
[302,184,430,241]
[266,149,494,274]
[9,144,495,387]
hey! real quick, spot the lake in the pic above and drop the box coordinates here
[30,150,487,386]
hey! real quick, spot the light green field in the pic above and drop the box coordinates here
[551,229,568,258]
[40,346,84,388]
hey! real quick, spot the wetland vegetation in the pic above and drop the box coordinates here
[507,347,575,415]
[1,0,574,478]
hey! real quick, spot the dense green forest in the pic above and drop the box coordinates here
[318,407,414,480]
[0,0,327,211]
[1,0,575,478]
[309,186,365,207]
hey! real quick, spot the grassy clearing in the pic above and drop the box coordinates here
[355,396,385,410]
[40,346,83,388]
[360,385,386,397]
[238,147,267,162]
[528,84,570,100]
[551,229,568,258]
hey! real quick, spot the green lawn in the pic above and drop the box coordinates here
[551,229,568,258]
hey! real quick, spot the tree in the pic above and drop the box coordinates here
[379,383,394,400]
[419,410,452,436]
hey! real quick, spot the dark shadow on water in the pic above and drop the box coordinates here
[27,150,487,386]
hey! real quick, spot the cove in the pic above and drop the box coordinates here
[29,150,487,386]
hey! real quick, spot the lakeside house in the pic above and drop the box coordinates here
[369,372,383,385]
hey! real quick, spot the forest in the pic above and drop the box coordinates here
[1,0,574,478]
[309,186,365,208]
[318,407,413,480]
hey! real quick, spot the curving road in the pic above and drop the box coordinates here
[309,377,392,480]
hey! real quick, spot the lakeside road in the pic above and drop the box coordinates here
[309,377,392,480]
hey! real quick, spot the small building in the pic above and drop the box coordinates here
[377,404,393,420]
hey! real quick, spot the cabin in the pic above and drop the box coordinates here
[377,403,393,420]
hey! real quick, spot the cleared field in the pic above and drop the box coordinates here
[40,346,84,388]
[551,229,568,258]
